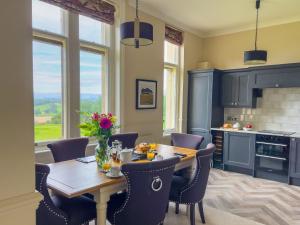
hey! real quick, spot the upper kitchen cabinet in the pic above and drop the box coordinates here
[253,63,300,88]
[187,69,224,148]
[222,71,256,108]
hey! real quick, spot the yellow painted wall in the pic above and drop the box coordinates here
[202,21,300,69]
[0,0,40,224]
[122,5,203,142]
[0,0,34,201]
[182,33,203,132]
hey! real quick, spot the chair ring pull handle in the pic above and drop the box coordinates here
[151,177,163,192]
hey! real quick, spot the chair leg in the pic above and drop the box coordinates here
[189,204,195,225]
[166,203,169,213]
[198,201,206,224]
[175,203,179,214]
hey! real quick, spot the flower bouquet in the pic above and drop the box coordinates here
[80,112,118,169]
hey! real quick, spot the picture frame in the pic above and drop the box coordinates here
[136,79,157,109]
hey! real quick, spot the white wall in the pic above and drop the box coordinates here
[0,0,41,224]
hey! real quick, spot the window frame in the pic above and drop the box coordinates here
[79,41,109,134]
[32,3,114,149]
[33,29,67,146]
[163,40,181,135]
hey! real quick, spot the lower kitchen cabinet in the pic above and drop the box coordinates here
[223,132,255,173]
[289,138,300,180]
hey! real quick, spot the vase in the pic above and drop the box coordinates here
[95,139,109,169]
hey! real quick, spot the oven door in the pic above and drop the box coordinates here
[255,142,289,175]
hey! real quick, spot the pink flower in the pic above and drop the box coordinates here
[100,117,113,129]
[108,113,113,118]
[91,112,100,121]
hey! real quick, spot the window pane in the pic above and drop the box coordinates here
[32,0,65,35]
[33,40,63,142]
[80,50,104,135]
[163,68,177,131]
[79,15,110,46]
[164,41,179,64]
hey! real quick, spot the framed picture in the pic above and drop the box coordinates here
[136,79,157,109]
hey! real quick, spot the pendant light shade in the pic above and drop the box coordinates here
[244,50,267,65]
[120,0,153,48]
[120,21,153,47]
[244,0,267,65]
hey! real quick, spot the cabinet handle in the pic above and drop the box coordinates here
[275,84,280,88]
[235,102,238,106]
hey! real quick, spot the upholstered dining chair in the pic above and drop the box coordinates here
[108,132,139,149]
[35,164,97,225]
[169,144,215,225]
[171,133,204,150]
[171,132,204,213]
[47,137,89,162]
[106,157,180,225]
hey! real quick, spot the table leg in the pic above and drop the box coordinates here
[93,183,127,225]
[94,191,110,225]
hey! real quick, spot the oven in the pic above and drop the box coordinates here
[254,134,290,183]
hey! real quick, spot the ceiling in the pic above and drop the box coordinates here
[130,0,300,37]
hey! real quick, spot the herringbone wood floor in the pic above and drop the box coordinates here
[205,169,300,225]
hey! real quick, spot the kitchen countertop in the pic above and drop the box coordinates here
[211,127,300,138]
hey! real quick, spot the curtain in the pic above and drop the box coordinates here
[165,26,183,46]
[40,0,116,25]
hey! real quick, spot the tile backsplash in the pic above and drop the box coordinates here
[224,88,300,133]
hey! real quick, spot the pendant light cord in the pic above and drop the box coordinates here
[136,0,139,19]
[255,0,260,50]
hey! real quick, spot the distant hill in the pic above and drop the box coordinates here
[34,93,102,117]
[35,93,101,100]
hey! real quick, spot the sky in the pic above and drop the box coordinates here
[32,0,106,96]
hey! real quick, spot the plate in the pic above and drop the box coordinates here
[106,171,123,178]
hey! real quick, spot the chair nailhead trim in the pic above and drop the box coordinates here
[112,165,175,225]
[37,172,68,225]
[177,153,213,204]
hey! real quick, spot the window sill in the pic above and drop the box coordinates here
[163,129,176,137]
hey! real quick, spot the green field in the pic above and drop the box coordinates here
[34,95,102,142]
[35,124,62,142]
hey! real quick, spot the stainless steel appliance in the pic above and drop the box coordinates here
[255,133,291,183]
[258,130,295,136]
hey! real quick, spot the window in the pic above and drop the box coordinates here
[33,40,63,142]
[79,15,110,46]
[32,0,65,35]
[79,17,109,136]
[80,50,105,136]
[163,67,177,131]
[163,41,180,133]
[164,41,179,65]
[32,0,112,144]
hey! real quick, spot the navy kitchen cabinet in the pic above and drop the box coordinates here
[223,132,255,171]
[222,71,255,108]
[187,69,224,148]
[253,64,300,88]
[289,138,300,179]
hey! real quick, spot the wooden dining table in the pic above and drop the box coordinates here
[47,144,197,225]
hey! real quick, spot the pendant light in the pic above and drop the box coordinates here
[120,0,153,48]
[244,0,267,65]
